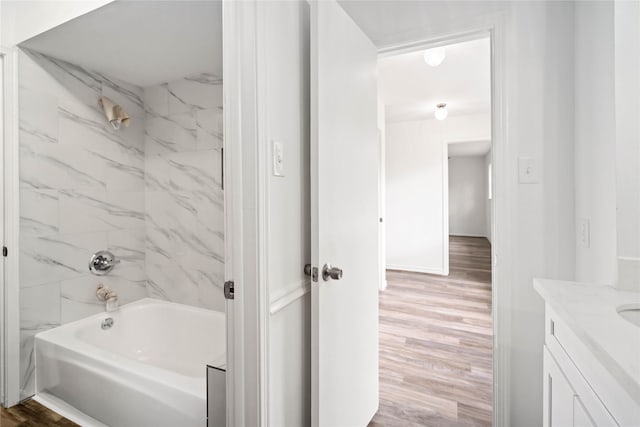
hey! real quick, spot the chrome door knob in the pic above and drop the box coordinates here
[322,264,343,281]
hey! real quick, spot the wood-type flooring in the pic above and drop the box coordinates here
[370,236,493,427]
[0,399,77,427]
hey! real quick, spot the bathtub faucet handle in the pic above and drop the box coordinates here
[89,250,120,275]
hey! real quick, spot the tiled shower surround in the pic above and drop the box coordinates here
[143,75,224,309]
[18,49,224,398]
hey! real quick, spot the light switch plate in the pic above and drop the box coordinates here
[578,218,590,248]
[272,140,284,177]
[518,157,539,184]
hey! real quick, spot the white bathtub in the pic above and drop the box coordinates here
[34,298,226,427]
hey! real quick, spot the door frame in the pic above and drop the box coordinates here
[379,22,511,426]
[445,138,493,247]
[223,0,268,425]
[0,45,21,408]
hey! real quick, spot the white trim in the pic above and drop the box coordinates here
[269,280,311,315]
[445,137,493,272]
[447,138,492,152]
[222,1,267,425]
[378,29,491,58]
[442,139,450,276]
[386,265,447,276]
[378,17,511,427]
[377,129,387,291]
[34,393,106,427]
[254,2,271,425]
[222,1,238,424]
[1,45,20,408]
[0,48,5,407]
[618,256,640,261]
[0,49,5,407]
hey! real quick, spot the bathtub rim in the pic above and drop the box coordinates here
[36,297,225,341]
[35,297,226,399]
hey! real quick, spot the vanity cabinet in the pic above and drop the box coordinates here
[536,279,640,427]
[543,347,575,427]
[574,396,597,427]
[543,306,619,427]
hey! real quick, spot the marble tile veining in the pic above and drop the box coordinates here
[18,49,149,398]
[144,73,225,311]
[18,51,225,399]
[19,87,58,145]
[20,190,59,236]
[20,283,61,399]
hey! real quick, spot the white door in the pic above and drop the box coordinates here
[310,1,379,426]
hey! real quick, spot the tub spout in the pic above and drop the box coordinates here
[106,296,119,312]
[97,284,119,312]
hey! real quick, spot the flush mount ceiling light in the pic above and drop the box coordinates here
[435,103,448,120]
[424,46,446,67]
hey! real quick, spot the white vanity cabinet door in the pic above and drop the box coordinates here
[544,346,575,427]
[545,308,619,427]
[574,396,596,427]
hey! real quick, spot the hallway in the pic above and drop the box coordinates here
[370,236,493,426]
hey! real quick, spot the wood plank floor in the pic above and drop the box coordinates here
[0,399,77,427]
[370,236,493,427]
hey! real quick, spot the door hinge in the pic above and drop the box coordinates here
[304,264,319,282]
[224,280,234,300]
[2,246,7,257]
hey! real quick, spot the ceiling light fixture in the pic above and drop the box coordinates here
[424,47,446,67]
[435,103,448,121]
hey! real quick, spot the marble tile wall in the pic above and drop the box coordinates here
[18,49,147,398]
[17,49,225,400]
[143,74,225,312]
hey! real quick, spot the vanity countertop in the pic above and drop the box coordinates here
[534,278,640,405]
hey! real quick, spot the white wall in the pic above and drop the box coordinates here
[261,2,311,426]
[349,3,577,425]
[574,1,617,285]
[0,0,113,47]
[448,156,488,237]
[485,150,492,243]
[614,0,640,290]
[508,5,576,424]
[386,114,490,275]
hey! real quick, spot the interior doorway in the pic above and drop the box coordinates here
[373,34,493,426]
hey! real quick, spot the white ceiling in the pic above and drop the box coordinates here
[448,140,491,158]
[378,37,491,123]
[339,1,508,49]
[20,1,222,87]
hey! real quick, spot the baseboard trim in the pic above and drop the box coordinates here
[450,234,491,239]
[386,264,447,276]
[34,393,107,427]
